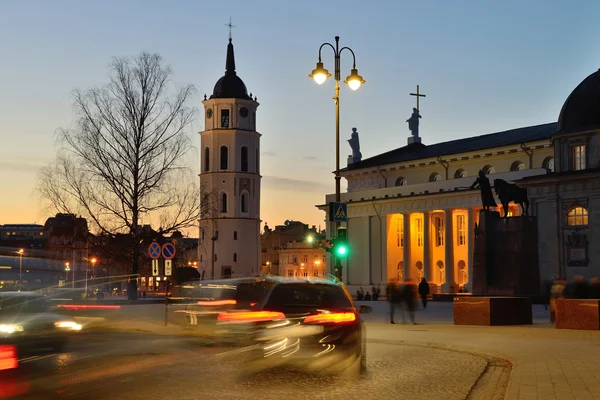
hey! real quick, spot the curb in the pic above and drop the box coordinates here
[366,338,512,400]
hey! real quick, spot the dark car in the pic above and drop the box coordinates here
[0,292,82,354]
[211,276,371,377]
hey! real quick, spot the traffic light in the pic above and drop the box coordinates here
[324,239,333,253]
[335,228,349,258]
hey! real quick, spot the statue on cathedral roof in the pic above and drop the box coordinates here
[406,107,422,138]
[347,127,362,164]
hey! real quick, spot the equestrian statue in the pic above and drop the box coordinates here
[493,178,529,217]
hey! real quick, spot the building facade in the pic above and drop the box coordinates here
[198,37,261,280]
[276,241,327,279]
[319,68,600,293]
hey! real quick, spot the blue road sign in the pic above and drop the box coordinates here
[162,243,176,260]
[148,242,161,259]
[329,202,348,222]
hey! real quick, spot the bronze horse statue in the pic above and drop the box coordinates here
[493,179,529,217]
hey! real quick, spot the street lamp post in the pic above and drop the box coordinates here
[17,249,24,292]
[309,36,365,279]
[86,258,97,297]
[65,262,70,287]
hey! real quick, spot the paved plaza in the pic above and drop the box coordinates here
[72,300,600,400]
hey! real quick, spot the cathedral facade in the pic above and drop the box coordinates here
[319,69,600,293]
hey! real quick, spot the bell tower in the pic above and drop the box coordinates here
[198,36,261,279]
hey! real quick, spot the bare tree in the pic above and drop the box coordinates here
[38,52,199,300]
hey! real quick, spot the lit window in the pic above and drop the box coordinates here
[416,218,423,247]
[457,215,466,246]
[435,216,444,247]
[567,207,588,226]
[572,145,586,171]
[397,217,404,247]
[287,270,294,278]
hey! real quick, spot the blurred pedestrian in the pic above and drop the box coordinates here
[399,280,416,324]
[386,279,401,324]
[418,277,430,308]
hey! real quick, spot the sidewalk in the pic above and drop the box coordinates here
[359,301,600,400]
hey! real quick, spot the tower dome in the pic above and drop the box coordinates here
[210,39,252,100]
[557,69,600,134]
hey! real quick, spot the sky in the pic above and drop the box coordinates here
[1,0,600,233]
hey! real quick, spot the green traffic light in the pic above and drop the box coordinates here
[336,246,348,256]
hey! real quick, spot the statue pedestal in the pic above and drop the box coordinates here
[407,136,422,145]
[472,211,540,296]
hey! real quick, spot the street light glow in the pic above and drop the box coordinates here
[307,235,314,243]
[344,68,365,91]
[309,61,331,85]
[17,249,24,255]
[337,246,347,256]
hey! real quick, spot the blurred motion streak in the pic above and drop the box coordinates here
[196,299,236,306]
[217,311,285,323]
[304,312,356,324]
[0,345,18,371]
[57,305,121,311]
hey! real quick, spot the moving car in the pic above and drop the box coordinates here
[187,276,371,376]
[0,292,82,354]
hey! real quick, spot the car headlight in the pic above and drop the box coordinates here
[54,321,83,331]
[0,324,24,334]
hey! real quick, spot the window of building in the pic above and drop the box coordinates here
[221,193,227,213]
[397,217,404,247]
[233,253,237,262]
[395,177,407,186]
[220,146,228,170]
[234,231,237,240]
[454,169,467,179]
[241,146,248,172]
[567,207,589,226]
[416,218,423,247]
[543,156,555,172]
[572,145,586,171]
[303,271,308,278]
[322,255,326,263]
[221,109,230,128]
[293,256,298,264]
[429,173,442,182]
[457,215,466,246]
[287,270,294,278]
[434,216,444,247]
[511,161,526,171]
[483,165,495,175]
[200,255,203,261]
[303,255,308,263]
[313,271,319,277]
[241,192,248,213]
[204,147,210,172]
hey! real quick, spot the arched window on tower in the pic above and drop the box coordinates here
[220,146,228,170]
[241,192,248,213]
[204,147,210,172]
[221,193,228,213]
[429,172,442,182]
[241,146,248,172]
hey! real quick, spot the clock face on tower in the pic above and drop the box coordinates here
[239,107,249,118]
[206,108,213,118]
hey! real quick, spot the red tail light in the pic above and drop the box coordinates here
[0,345,18,371]
[304,312,357,324]
[217,311,285,323]
[197,299,236,306]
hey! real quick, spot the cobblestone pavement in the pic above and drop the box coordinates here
[17,334,487,400]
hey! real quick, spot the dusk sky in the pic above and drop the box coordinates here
[1,0,599,233]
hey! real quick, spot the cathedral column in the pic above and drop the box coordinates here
[442,208,457,293]
[402,213,411,281]
[423,211,432,282]
[466,207,474,292]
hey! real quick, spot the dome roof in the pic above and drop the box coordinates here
[210,39,252,101]
[558,69,600,133]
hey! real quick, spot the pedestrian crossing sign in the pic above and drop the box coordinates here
[329,202,348,222]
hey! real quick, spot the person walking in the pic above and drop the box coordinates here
[418,277,430,308]
[386,279,401,324]
[400,280,417,324]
